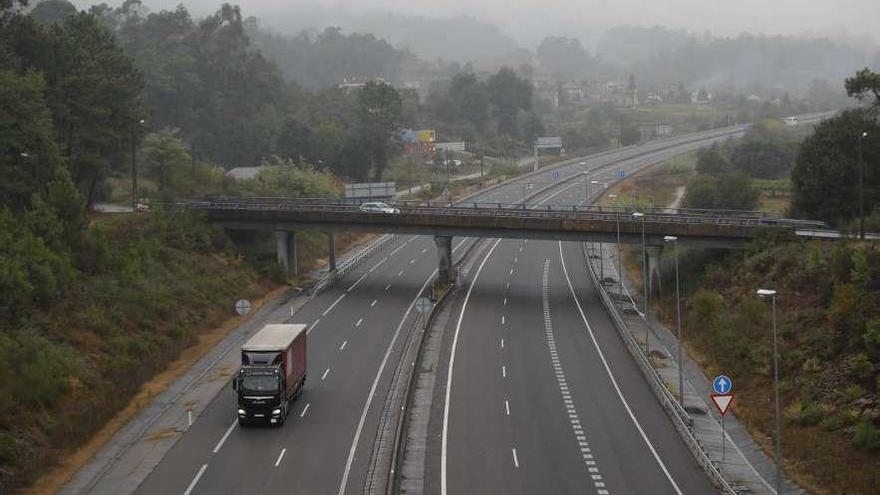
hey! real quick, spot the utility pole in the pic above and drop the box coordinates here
[859,131,868,240]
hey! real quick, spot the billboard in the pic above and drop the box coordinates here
[344,182,397,199]
[417,130,436,143]
[435,142,466,152]
[535,136,563,148]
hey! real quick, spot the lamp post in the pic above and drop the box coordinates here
[130,118,145,210]
[632,211,649,353]
[757,288,782,495]
[609,194,622,299]
[665,235,683,407]
[858,131,868,240]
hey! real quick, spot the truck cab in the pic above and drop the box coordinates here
[233,324,307,426]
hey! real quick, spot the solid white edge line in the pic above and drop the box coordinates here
[183,463,208,495]
[212,420,237,454]
[441,238,502,495]
[323,294,346,316]
[274,448,286,467]
[347,272,369,292]
[558,241,684,495]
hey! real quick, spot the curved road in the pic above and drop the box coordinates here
[132,116,827,495]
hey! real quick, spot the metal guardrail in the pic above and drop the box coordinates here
[311,234,398,297]
[582,243,738,495]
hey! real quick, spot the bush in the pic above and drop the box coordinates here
[852,419,880,452]
[0,431,15,466]
[785,399,823,426]
[851,353,874,379]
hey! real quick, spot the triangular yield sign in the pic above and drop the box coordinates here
[711,393,734,415]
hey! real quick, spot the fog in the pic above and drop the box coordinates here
[71,0,880,48]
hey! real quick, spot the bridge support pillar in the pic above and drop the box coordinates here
[435,235,453,286]
[275,231,298,277]
[646,245,662,298]
[328,232,337,272]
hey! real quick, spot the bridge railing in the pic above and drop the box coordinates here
[174,199,771,228]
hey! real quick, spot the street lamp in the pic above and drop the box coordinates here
[665,235,683,408]
[858,131,868,240]
[131,118,145,210]
[609,194,622,298]
[632,211,650,353]
[757,288,782,495]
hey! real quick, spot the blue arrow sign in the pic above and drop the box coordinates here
[552,171,560,180]
[712,375,733,394]
[617,170,625,179]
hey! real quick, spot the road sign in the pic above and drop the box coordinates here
[415,297,432,314]
[235,299,252,316]
[535,136,562,148]
[712,375,733,394]
[528,183,535,190]
[617,170,625,179]
[711,393,734,415]
[551,171,560,180]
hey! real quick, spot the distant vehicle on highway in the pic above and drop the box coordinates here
[359,201,400,214]
[233,324,307,426]
[134,203,151,212]
[783,116,799,126]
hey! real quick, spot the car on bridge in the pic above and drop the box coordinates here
[359,201,400,214]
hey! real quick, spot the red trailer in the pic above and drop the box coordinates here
[234,324,307,426]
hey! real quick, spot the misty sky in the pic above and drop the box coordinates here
[72,0,880,47]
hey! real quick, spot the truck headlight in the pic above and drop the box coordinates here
[272,409,281,415]
[238,409,246,415]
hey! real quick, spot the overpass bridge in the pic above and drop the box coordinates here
[170,197,858,284]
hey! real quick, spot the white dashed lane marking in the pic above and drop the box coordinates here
[322,368,330,380]
[340,340,348,351]
[274,448,286,467]
[356,318,364,327]
[371,299,377,307]
[542,259,608,494]
[300,403,310,417]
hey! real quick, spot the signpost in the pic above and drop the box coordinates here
[711,374,734,461]
[235,299,252,316]
[618,170,625,180]
[533,136,563,172]
[551,171,560,180]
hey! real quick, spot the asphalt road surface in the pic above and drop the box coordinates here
[133,118,828,495]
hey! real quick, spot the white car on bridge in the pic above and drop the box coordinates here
[359,201,400,214]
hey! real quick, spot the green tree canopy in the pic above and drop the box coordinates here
[141,128,190,193]
[487,67,533,138]
[355,81,402,180]
[791,109,880,224]
[846,68,880,110]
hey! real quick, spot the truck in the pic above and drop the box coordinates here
[233,324,307,426]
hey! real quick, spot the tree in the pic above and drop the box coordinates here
[355,81,402,180]
[620,125,641,146]
[29,0,75,24]
[448,72,490,133]
[141,128,190,193]
[791,109,880,224]
[845,68,880,111]
[536,36,597,79]
[695,144,729,175]
[276,117,311,163]
[684,172,759,210]
[487,67,533,138]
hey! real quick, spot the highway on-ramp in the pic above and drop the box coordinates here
[131,117,827,495]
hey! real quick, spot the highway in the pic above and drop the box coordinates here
[131,119,826,495]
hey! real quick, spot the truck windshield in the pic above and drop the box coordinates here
[240,375,279,394]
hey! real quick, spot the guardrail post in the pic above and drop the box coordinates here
[327,231,337,272]
[434,235,453,286]
[275,231,298,276]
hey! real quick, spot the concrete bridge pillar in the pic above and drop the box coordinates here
[275,231,298,276]
[646,245,662,298]
[328,232,337,272]
[435,235,453,286]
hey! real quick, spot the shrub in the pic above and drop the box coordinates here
[851,353,874,379]
[853,419,880,452]
[0,431,15,466]
[785,399,823,426]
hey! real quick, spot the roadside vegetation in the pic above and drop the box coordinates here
[625,72,880,494]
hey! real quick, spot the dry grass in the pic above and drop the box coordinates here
[24,284,288,495]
